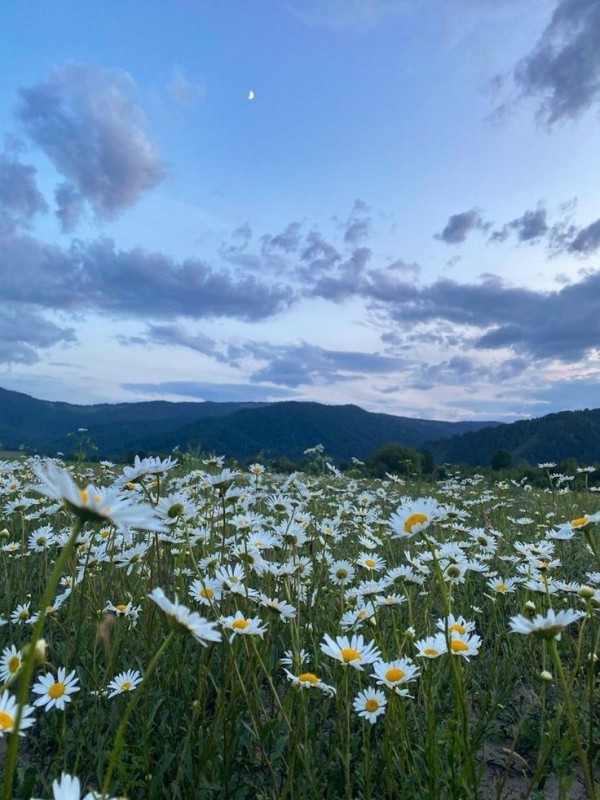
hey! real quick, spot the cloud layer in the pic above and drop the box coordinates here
[17,63,166,229]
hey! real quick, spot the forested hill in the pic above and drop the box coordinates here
[426,409,600,466]
[0,387,493,462]
[127,401,495,463]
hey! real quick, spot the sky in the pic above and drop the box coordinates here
[1,0,600,421]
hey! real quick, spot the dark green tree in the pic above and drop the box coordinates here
[490,449,512,470]
[367,443,423,478]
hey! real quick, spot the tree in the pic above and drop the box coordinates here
[490,449,512,470]
[367,443,423,478]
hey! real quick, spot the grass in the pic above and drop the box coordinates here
[0,455,599,798]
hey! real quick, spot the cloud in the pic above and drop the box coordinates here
[435,209,490,244]
[137,323,234,364]
[569,218,600,254]
[0,234,296,322]
[17,63,166,223]
[0,304,75,365]
[262,221,304,254]
[0,153,47,233]
[54,182,85,233]
[380,269,600,361]
[490,205,549,244]
[309,246,372,302]
[513,0,600,125]
[245,341,407,387]
[122,381,294,402]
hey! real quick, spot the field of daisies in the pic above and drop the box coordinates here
[1,453,600,799]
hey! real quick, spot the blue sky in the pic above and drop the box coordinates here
[1,0,600,420]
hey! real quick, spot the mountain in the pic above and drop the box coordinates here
[127,401,496,462]
[425,408,600,467]
[0,386,494,462]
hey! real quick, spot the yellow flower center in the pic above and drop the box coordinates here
[336,569,348,580]
[49,682,66,699]
[449,623,466,634]
[8,655,20,674]
[450,640,469,653]
[79,489,89,504]
[572,516,589,528]
[365,699,380,712]
[101,529,111,539]
[404,513,428,534]
[0,711,14,730]
[298,672,320,684]
[495,583,507,593]
[200,588,214,599]
[364,558,377,568]
[385,667,405,682]
[423,648,438,657]
[232,619,251,630]
[116,604,127,612]
[121,681,133,691]
[341,648,361,663]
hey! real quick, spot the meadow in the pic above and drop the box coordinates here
[1,451,600,799]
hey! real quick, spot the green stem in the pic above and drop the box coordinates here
[549,637,596,800]
[2,517,84,800]
[101,630,176,796]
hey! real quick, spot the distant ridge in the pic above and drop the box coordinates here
[426,408,600,467]
[0,386,494,462]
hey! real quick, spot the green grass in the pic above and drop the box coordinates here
[1,457,599,799]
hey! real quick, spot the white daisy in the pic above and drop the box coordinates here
[32,667,80,711]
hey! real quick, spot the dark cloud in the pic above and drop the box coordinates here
[490,206,549,244]
[0,304,75,365]
[17,63,166,222]
[0,153,47,233]
[342,199,372,244]
[569,218,600,254]
[381,269,600,361]
[0,234,295,322]
[310,246,371,302]
[54,182,85,233]
[245,341,407,387]
[263,221,303,254]
[513,0,600,125]
[138,323,235,364]
[122,381,294,402]
[300,230,341,269]
[435,209,490,245]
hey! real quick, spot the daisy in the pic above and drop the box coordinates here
[31,771,118,800]
[283,669,336,696]
[414,633,448,659]
[356,552,386,571]
[220,611,268,642]
[388,497,446,538]
[107,669,142,698]
[32,460,167,531]
[0,644,23,683]
[0,691,35,736]
[148,588,222,646]
[448,632,482,660]
[280,649,310,668]
[32,667,80,711]
[320,633,381,671]
[257,594,297,621]
[353,688,387,724]
[486,576,521,594]
[436,614,477,637]
[188,577,223,606]
[329,560,356,586]
[509,608,585,639]
[372,658,420,695]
